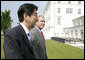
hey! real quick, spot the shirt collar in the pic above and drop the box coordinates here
[20,23,30,35]
[35,26,42,32]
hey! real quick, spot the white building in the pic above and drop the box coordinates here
[42,1,84,39]
[64,16,84,40]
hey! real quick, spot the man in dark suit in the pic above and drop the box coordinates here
[3,3,38,59]
[31,15,48,59]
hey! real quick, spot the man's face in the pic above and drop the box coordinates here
[36,17,45,29]
[29,9,37,28]
[24,9,37,29]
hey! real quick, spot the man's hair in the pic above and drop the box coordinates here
[17,3,38,22]
[38,15,44,18]
[38,15,45,21]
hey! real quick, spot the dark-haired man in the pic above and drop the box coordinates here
[3,3,38,59]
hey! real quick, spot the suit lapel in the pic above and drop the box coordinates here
[34,28,44,41]
[18,24,33,50]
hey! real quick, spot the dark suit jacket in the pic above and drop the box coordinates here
[3,24,34,59]
[30,27,47,59]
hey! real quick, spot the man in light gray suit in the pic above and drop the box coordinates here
[31,15,47,59]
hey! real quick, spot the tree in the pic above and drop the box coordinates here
[1,10,13,35]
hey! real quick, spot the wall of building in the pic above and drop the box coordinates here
[43,1,84,39]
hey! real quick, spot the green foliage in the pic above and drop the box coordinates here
[46,40,84,59]
[1,10,13,35]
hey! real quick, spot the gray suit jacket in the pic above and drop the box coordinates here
[30,27,47,59]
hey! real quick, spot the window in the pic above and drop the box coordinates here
[66,8,73,14]
[81,17,84,25]
[75,30,77,37]
[68,1,71,4]
[58,1,61,3]
[80,29,84,39]
[71,30,73,37]
[77,19,80,26]
[78,1,81,5]
[80,29,83,37]
[73,20,76,26]
[58,8,61,13]
[78,9,81,14]
[57,17,61,25]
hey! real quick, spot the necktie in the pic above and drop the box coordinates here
[41,31,45,40]
[27,33,32,45]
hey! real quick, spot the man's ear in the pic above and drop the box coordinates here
[35,22,37,25]
[24,13,28,19]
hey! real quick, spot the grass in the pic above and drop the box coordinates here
[46,39,84,59]
[1,36,5,59]
[1,36,84,59]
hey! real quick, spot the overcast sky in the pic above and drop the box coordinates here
[1,1,48,28]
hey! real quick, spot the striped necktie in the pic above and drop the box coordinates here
[27,33,32,45]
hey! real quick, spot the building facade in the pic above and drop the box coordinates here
[64,16,84,40]
[42,1,84,39]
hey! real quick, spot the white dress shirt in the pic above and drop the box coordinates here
[20,23,32,44]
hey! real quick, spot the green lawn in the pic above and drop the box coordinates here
[1,36,84,59]
[1,36,5,59]
[46,39,84,59]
